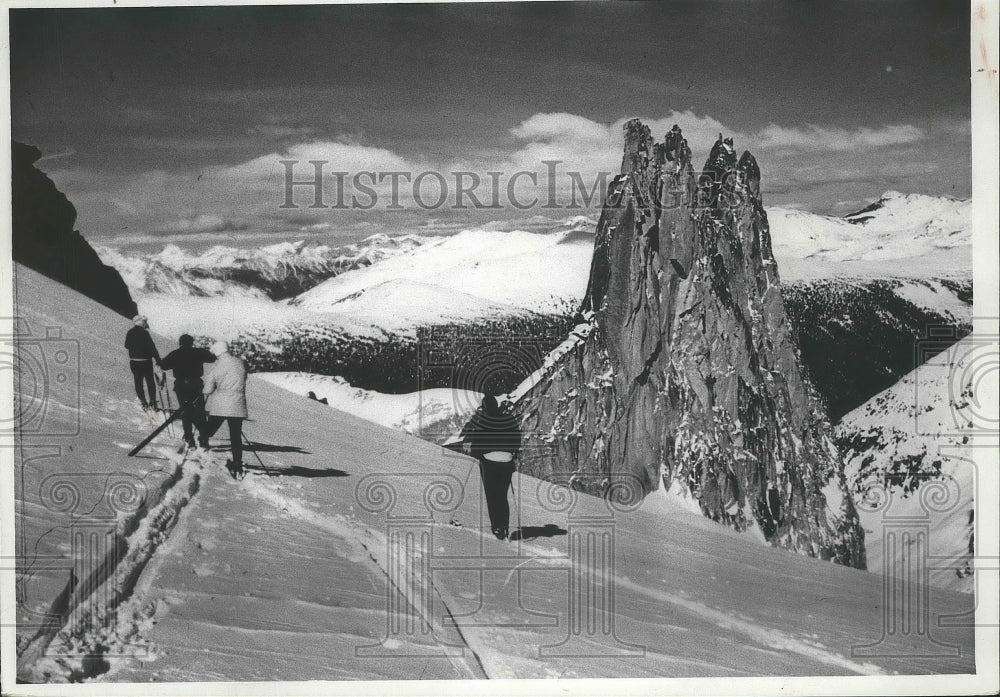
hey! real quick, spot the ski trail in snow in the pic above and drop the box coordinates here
[611,575,888,676]
[18,445,202,683]
[438,520,888,676]
[238,475,490,680]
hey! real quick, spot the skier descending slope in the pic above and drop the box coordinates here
[160,334,216,449]
[124,314,162,411]
[202,340,249,479]
[460,395,522,540]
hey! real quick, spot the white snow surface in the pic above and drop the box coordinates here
[134,290,390,342]
[289,226,593,315]
[769,191,970,280]
[836,336,990,594]
[12,264,975,681]
[257,371,482,443]
[311,278,536,332]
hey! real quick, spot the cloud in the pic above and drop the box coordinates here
[247,123,320,140]
[51,111,949,241]
[755,123,925,152]
[218,140,416,182]
[510,112,614,146]
[504,113,926,176]
[501,110,735,178]
[160,214,249,234]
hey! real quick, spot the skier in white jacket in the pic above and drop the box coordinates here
[201,341,249,478]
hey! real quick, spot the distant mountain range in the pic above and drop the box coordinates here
[95,191,971,420]
[98,190,969,330]
[96,234,428,300]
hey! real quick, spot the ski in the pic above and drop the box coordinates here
[128,398,195,456]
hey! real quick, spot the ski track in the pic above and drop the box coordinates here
[9,375,912,680]
[240,471,886,678]
[18,441,201,684]
[11,397,910,681]
[238,473,490,680]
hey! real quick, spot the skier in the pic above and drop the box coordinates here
[307,391,329,405]
[124,315,161,411]
[460,394,521,540]
[159,334,216,449]
[202,341,249,478]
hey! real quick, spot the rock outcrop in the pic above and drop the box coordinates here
[12,141,138,318]
[512,120,866,567]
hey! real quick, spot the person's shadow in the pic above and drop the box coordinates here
[510,524,567,541]
[243,464,349,479]
[243,440,311,455]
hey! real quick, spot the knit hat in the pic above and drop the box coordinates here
[210,340,229,356]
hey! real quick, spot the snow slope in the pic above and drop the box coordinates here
[769,192,970,280]
[835,336,992,594]
[257,372,482,444]
[134,290,394,343]
[12,265,975,682]
[289,225,594,316]
[314,278,538,332]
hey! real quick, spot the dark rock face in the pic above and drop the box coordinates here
[12,142,138,318]
[514,120,866,568]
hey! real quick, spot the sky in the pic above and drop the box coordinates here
[9,1,972,248]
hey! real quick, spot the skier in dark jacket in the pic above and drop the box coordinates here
[460,394,521,540]
[124,315,161,410]
[160,334,216,448]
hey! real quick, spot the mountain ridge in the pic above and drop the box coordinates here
[12,141,138,318]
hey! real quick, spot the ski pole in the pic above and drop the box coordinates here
[157,372,176,437]
[509,477,521,540]
[241,429,276,477]
[165,377,178,437]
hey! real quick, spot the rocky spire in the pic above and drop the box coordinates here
[513,120,865,568]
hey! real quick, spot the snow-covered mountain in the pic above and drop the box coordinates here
[96,192,971,421]
[835,336,986,593]
[785,276,971,420]
[99,192,969,332]
[11,264,975,681]
[96,234,428,300]
[289,225,594,316]
[768,191,970,280]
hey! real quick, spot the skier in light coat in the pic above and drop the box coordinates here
[202,340,249,478]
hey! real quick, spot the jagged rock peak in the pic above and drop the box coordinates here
[514,119,866,568]
[620,118,653,173]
